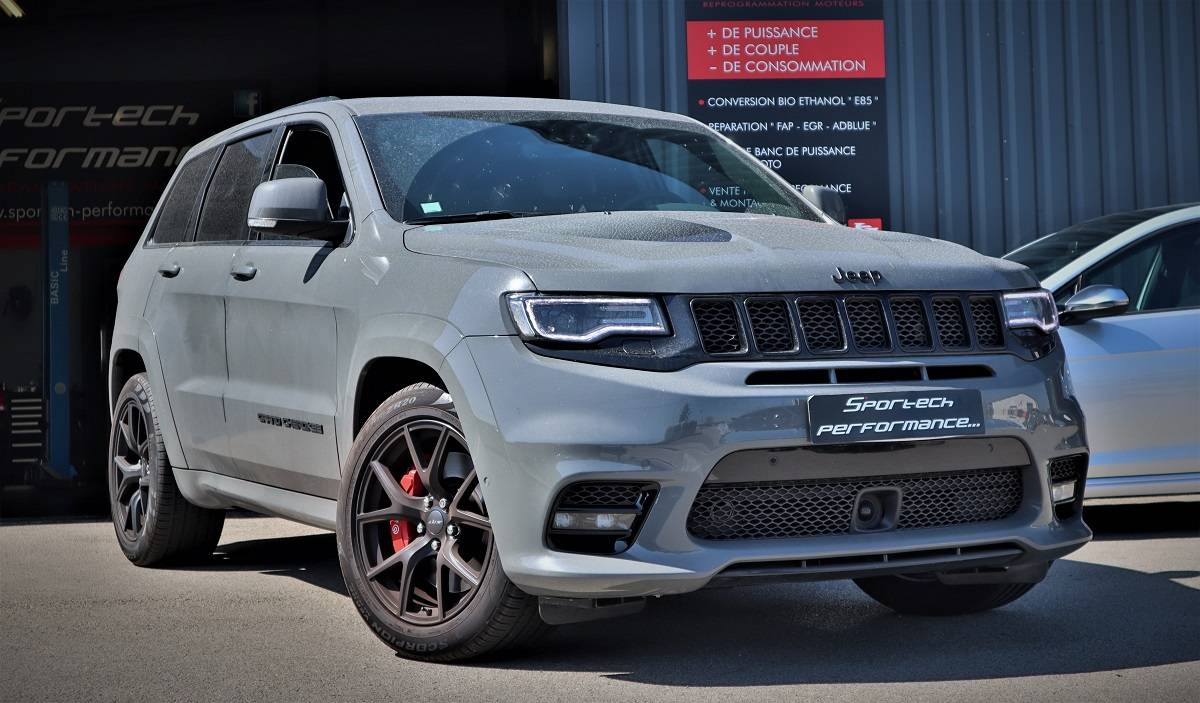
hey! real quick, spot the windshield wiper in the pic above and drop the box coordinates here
[405,210,548,225]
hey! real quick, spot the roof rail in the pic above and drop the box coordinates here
[291,96,340,106]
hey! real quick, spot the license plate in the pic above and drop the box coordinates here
[808,389,985,445]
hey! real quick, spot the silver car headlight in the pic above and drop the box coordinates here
[1002,289,1059,334]
[506,293,668,343]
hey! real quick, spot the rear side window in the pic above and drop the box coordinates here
[149,148,216,244]
[196,132,273,243]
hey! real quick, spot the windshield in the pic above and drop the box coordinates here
[355,111,821,224]
[1004,206,1190,280]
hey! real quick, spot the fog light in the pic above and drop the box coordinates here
[1051,480,1076,504]
[552,511,636,531]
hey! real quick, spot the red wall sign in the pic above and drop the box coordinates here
[687,20,886,80]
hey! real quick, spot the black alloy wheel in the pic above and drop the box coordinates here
[107,373,225,566]
[337,383,547,661]
[111,396,154,538]
[351,419,493,625]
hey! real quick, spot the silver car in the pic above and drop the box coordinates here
[108,96,1090,661]
[1005,205,1200,499]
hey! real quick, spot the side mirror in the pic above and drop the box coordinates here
[800,185,847,225]
[247,177,345,242]
[1059,284,1129,325]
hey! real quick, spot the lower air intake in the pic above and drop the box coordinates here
[687,467,1023,540]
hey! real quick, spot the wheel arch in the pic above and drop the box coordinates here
[341,314,505,514]
[342,313,472,453]
[352,356,448,436]
[109,347,146,413]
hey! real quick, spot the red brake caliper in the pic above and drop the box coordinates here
[389,467,424,552]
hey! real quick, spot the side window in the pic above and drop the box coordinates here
[1080,223,1200,313]
[274,127,348,217]
[256,126,350,242]
[195,132,273,243]
[148,148,217,244]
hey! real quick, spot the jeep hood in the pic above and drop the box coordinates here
[402,211,1037,293]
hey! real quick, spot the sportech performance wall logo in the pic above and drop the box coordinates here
[0,101,200,170]
[0,84,265,174]
[0,83,263,247]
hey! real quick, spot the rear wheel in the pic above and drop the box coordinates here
[336,383,547,661]
[854,572,1041,616]
[108,373,225,565]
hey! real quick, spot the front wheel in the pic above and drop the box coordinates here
[336,383,548,661]
[854,572,1042,616]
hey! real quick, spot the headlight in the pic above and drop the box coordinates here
[1002,289,1059,334]
[506,293,669,343]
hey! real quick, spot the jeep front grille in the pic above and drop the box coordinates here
[690,292,1009,359]
[687,467,1024,541]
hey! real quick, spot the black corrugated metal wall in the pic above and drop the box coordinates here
[560,0,1200,255]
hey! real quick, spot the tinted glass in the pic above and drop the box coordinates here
[355,111,821,223]
[196,133,273,243]
[149,148,216,244]
[1080,223,1200,312]
[1004,205,1194,280]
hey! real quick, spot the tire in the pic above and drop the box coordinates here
[854,572,1043,616]
[336,383,548,662]
[108,373,225,566]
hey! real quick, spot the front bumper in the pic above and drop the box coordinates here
[447,336,1091,598]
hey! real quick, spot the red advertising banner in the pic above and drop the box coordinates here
[847,218,884,230]
[687,20,885,80]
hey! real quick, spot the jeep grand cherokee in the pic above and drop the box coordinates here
[107,96,1090,661]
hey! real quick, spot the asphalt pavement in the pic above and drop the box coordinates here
[2,500,1197,702]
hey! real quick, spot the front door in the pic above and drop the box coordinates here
[1059,221,1200,484]
[222,123,349,498]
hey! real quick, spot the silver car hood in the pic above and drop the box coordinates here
[402,211,1037,293]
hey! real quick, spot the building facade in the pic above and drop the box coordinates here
[1,0,1197,512]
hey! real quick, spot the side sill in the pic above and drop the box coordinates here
[172,467,337,531]
[1085,472,1200,500]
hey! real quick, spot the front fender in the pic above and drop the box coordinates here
[341,313,470,457]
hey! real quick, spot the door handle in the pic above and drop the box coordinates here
[157,263,181,278]
[230,263,257,281]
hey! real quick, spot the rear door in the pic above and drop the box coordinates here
[222,120,349,498]
[143,132,275,474]
[1058,221,1200,485]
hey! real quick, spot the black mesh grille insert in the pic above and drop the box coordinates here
[844,297,891,351]
[932,297,971,349]
[744,298,796,352]
[890,297,932,350]
[692,299,744,354]
[796,298,845,352]
[970,296,1005,347]
[1048,455,1087,483]
[687,468,1023,540]
[557,482,649,507]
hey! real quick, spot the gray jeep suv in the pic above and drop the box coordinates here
[108,96,1091,661]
